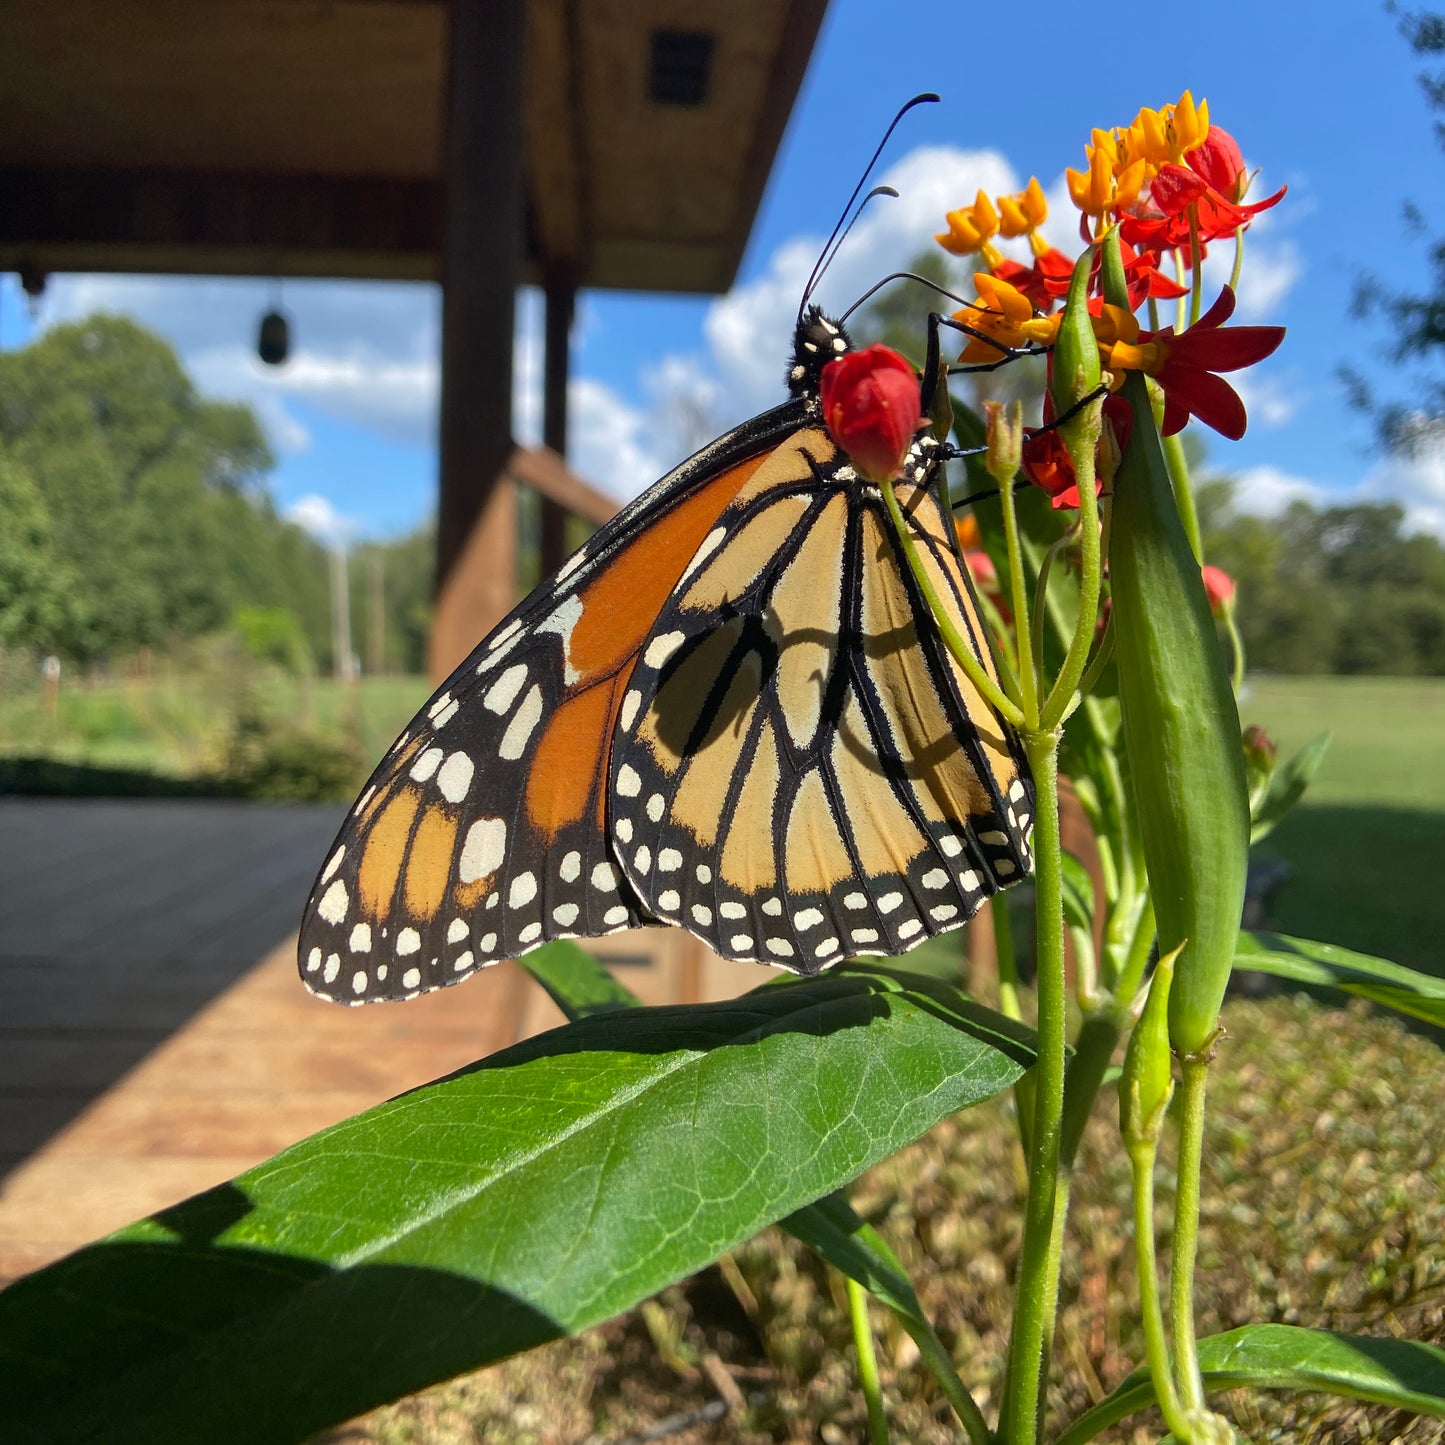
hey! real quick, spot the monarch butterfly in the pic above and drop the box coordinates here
[297,301,1035,1005]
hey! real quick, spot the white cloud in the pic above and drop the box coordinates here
[1362,442,1445,538]
[34,274,440,452]
[1231,368,1301,429]
[1228,465,1330,517]
[286,493,359,544]
[704,145,1020,424]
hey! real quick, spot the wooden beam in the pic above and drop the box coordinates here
[435,0,528,591]
[539,268,576,573]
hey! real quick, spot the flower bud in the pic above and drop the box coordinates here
[1050,248,1103,420]
[1201,564,1235,618]
[983,399,1024,487]
[1120,943,1180,1145]
[819,345,924,483]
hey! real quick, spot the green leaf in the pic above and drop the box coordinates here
[1251,730,1331,844]
[784,1193,991,1443]
[520,939,641,1019]
[1056,1325,1445,1444]
[783,1193,928,1333]
[1235,931,1445,1030]
[0,965,1034,1445]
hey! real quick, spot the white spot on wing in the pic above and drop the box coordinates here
[436,752,475,803]
[484,664,529,714]
[646,793,664,823]
[604,905,629,925]
[499,685,543,761]
[410,747,444,782]
[318,881,348,924]
[720,901,746,919]
[620,689,643,731]
[432,700,460,728]
[349,923,372,953]
[320,847,345,885]
[766,938,795,957]
[459,817,506,882]
[643,631,685,669]
[560,850,581,882]
[658,848,682,872]
[591,862,619,892]
[844,892,867,910]
[691,904,712,925]
[323,953,341,983]
[878,892,904,914]
[898,920,923,940]
[537,594,585,683]
[555,547,589,583]
[397,928,420,956]
[553,903,579,927]
[306,947,322,972]
[794,908,823,930]
[447,918,469,943]
[509,872,537,907]
[402,966,422,989]
[518,922,542,945]
[453,950,475,971]
[351,971,367,995]
[939,835,964,858]
[922,868,948,889]
[616,764,641,796]
[480,932,497,951]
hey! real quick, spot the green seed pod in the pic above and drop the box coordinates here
[1102,237,1250,1055]
[1120,943,1180,1144]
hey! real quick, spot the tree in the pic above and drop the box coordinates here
[0,314,341,664]
[0,447,74,648]
[1345,6,1445,452]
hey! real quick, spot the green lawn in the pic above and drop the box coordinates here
[1240,676,1445,976]
[0,672,429,793]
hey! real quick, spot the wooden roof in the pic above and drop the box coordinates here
[0,0,828,292]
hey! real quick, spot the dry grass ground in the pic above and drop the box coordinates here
[326,993,1444,1445]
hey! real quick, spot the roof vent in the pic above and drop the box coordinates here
[649,30,714,106]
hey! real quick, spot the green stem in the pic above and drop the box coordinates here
[1040,406,1104,731]
[846,1276,890,1445]
[1221,606,1246,695]
[1031,529,1073,686]
[901,1312,993,1445]
[1059,1011,1125,1169]
[1228,225,1246,296]
[1171,1053,1212,1414]
[1161,432,1203,565]
[998,476,1040,727]
[1074,617,1115,704]
[1128,1134,1194,1439]
[880,476,1025,728]
[1000,731,1067,1445]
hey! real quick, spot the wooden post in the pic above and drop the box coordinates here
[435,0,527,593]
[539,268,575,574]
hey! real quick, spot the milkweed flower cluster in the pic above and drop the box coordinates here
[937,92,1285,505]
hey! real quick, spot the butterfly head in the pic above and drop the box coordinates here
[788,305,855,400]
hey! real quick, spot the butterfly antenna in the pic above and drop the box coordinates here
[839,271,972,324]
[804,185,899,308]
[798,92,941,321]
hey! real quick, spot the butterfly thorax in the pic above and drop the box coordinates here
[787,305,854,400]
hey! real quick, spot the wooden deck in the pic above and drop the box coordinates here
[0,797,773,1285]
[0,798,550,1283]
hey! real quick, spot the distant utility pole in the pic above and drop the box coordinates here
[329,542,356,683]
[367,552,386,677]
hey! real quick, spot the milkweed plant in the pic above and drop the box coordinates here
[3,93,1444,1445]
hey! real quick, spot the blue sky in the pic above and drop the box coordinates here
[5,0,1445,540]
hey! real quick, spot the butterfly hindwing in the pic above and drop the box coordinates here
[608,426,1035,973]
[298,402,810,1003]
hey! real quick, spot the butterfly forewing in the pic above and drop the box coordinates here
[608,428,1034,973]
[297,406,807,1003]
